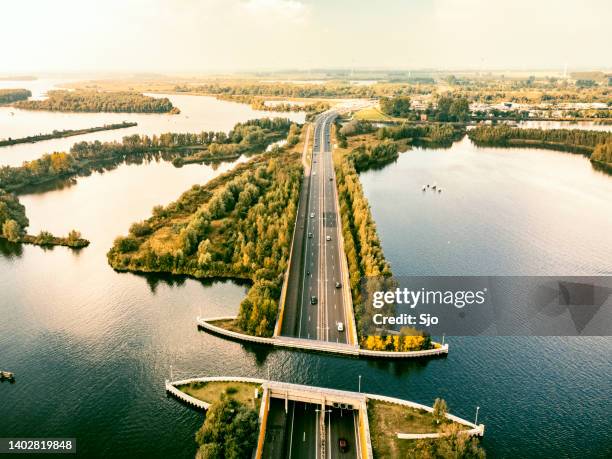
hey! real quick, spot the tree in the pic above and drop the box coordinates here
[2,219,21,242]
[195,396,258,459]
[414,423,486,458]
[433,398,448,424]
[380,96,412,117]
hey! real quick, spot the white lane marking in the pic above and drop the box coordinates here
[288,402,295,458]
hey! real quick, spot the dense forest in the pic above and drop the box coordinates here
[349,141,399,171]
[591,141,612,165]
[0,88,31,104]
[0,122,137,147]
[0,118,294,193]
[14,90,179,113]
[107,145,303,337]
[468,125,612,159]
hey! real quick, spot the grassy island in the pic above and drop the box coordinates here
[14,90,179,114]
[108,126,304,337]
[368,399,484,458]
[0,88,31,104]
[0,122,138,147]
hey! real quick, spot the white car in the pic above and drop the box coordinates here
[326,235,331,241]
[337,322,344,332]
[310,213,315,218]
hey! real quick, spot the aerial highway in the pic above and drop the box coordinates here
[280,111,352,344]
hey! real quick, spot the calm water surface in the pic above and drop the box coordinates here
[0,95,611,457]
[0,79,304,167]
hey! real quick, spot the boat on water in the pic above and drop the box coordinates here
[0,370,15,381]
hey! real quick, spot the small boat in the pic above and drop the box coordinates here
[0,370,15,381]
[422,186,426,191]
[438,188,442,193]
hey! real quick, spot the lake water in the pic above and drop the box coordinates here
[0,95,611,458]
[0,79,305,167]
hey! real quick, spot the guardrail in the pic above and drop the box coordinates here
[254,386,270,459]
[358,399,374,459]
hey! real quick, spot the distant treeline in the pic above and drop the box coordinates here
[0,118,294,193]
[107,145,303,337]
[15,90,179,114]
[0,88,31,104]
[0,76,37,81]
[0,122,137,147]
[468,125,612,163]
[174,81,432,99]
[377,122,465,147]
[215,94,329,114]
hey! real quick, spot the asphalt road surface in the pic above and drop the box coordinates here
[262,398,359,458]
[280,112,349,344]
[263,398,319,458]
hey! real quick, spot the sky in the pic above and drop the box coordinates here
[2,0,610,74]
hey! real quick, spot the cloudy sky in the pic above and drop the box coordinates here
[2,0,610,73]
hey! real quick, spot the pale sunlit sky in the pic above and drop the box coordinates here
[2,0,610,73]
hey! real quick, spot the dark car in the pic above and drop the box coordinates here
[338,438,348,453]
[335,281,341,289]
[310,296,317,305]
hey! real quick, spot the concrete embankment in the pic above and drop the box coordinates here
[198,316,449,359]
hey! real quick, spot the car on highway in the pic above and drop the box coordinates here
[329,177,333,181]
[326,235,331,241]
[335,281,341,288]
[337,322,344,332]
[339,438,348,453]
[306,270,310,276]
[310,296,317,305]
[310,213,315,218]
[313,172,316,176]
[308,232,313,238]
